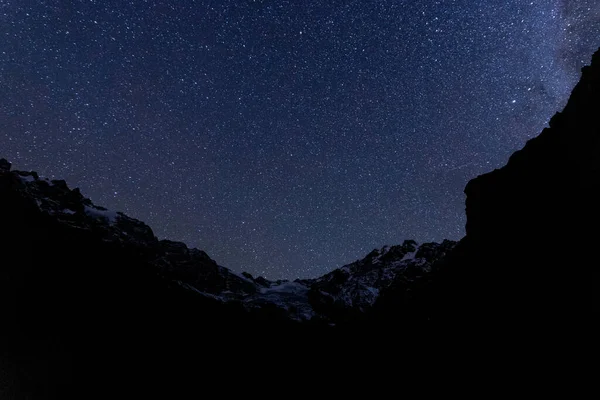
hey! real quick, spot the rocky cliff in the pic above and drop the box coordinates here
[432,48,600,333]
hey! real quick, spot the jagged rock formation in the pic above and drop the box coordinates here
[308,239,455,323]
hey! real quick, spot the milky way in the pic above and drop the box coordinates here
[0,1,597,279]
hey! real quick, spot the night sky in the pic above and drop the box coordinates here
[1,1,598,279]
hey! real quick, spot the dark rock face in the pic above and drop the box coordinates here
[433,48,600,332]
[0,158,11,171]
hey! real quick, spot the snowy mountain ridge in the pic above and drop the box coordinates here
[0,158,455,323]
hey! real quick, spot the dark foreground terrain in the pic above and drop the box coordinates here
[1,48,598,397]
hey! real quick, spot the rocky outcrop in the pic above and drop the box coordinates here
[308,240,455,323]
[432,48,600,332]
[0,158,10,171]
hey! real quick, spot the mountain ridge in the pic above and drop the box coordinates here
[0,159,455,324]
[430,47,600,334]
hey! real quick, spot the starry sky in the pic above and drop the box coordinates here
[1,1,598,279]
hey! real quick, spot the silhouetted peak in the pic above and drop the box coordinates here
[0,158,11,171]
[435,47,600,331]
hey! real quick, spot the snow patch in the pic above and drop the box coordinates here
[259,281,308,294]
[19,174,36,183]
[84,205,119,223]
[401,246,419,261]
[176,281,225,302]
[340,265,351,273]
[364,286,380,297]
[229,270,255,283]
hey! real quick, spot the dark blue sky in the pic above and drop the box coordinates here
[1,0,598,279]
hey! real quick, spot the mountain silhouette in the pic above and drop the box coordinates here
[1,47,598,397]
